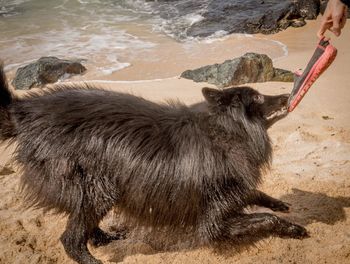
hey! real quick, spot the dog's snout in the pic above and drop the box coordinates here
[280,94,290,105]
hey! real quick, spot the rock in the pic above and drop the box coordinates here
[12,57,86,90]
[296,0,321,20]
[180,53,293,87]
[188,0,321,37]
[290,19,307,28]
[272,68,294,82]
[147,0,323,39]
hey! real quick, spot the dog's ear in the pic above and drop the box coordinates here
[202,88,223,105]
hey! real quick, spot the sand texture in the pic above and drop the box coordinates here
[0,21,349,264]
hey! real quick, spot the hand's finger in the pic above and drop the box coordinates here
[331,15,342,36]
[317,21,332,38]
[317,11,333,38]
[317,30,324,39]
[340,8,348,28]
[317,23,327,38]
[330,27,340,36]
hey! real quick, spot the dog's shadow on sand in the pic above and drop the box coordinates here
[99,188,350,263]
[278,188,350,226]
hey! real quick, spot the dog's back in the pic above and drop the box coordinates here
[9,87,206,223]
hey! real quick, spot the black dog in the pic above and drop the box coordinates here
[0,65,308,264]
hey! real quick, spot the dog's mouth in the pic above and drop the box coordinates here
[264,105,288,121]
[262,94,289,127]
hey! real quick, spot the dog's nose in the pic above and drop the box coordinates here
[280,94,290,105]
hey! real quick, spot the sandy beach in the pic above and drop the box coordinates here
[1,18,350,264]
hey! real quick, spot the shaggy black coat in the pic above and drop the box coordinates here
[0,64,308,264]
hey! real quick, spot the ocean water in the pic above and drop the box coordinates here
[0,0,288,81]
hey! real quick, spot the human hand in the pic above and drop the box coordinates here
[318,0,348,38]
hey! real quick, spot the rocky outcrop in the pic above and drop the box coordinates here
[186,0,310,37]
[12,57,86,90]
[147,0,325,39]
[180,53,293,87]
[296,0,321,20]
[272,68,295,82]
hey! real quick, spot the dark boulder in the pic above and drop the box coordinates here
[296,0,321,20]
[146,0,323,39]
[12,57,86,90]
[187,0,323,37]
[180,53,293,87]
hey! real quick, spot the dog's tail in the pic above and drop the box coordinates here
[0,63,16,140]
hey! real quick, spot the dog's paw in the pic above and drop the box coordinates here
[90,227,128,247]
[269,200,290,213]
[280,224,309,239]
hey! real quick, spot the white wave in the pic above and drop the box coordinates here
[242,36,289,61]
[99,63,131,75]
[201,30,230,43]
[270,40,289,60]
[77,0,101,4]
[115,0,155,15]
[6,0,32,5]
[3,59,37,72]
[236,35,289,61]
[254,38,289,60]
[83,76,179,84]
[186,14,205,26]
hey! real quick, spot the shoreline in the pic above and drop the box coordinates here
[4,29,288,83]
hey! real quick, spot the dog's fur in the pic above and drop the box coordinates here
[0,64,308,264]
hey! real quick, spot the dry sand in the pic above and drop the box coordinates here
[0,20,350,264]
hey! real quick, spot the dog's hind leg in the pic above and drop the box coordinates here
[60,213,102,264]
[210,213,308,245]
[60,193,123,263]
[247,190,290,212]
[90,226,127,247]
[201,203,308,246]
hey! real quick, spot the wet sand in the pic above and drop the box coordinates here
[0,20,350,264]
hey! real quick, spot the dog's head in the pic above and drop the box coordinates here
[202,86,289,128]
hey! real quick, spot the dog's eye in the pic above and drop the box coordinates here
[231,94,241,107]
[253,94,264,104]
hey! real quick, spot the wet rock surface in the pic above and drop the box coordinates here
[12,57,86,90]
[147,0,325,39]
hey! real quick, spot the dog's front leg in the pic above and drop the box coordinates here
[247,190,290,212]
